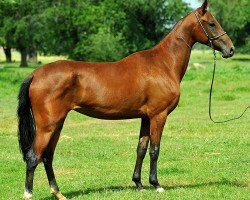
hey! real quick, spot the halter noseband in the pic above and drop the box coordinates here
[194,11,227,46]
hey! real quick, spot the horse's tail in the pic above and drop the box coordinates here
[17,77,35,160]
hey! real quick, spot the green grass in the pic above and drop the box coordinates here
[0,50,249,199]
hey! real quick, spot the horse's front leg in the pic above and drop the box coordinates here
[132,117,150,191]
[149,111,167,192]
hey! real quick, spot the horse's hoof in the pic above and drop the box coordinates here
[51,189,67,200]
[54,192,67,200]
[156,187,165,193]
[138,188,146,192]
[23,191,32,200]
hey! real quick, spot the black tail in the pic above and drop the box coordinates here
[17,77,35,160]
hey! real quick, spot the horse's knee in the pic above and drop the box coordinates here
[137,143,148,155]
[149,145,159,161]
[137,137,149,156]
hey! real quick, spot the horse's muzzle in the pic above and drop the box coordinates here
[222,46,235,58]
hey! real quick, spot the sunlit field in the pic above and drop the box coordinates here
[0,50,249,199]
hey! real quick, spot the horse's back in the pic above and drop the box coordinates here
[29,58,150,119]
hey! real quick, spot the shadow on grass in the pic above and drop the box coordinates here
[166,179,248,190]
[41,179,248,199]
[41,186,136,200]
[1,65,38,70]
[232,58,250,62]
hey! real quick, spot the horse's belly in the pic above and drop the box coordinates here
[73,82,148,119]
[73,105,145,120]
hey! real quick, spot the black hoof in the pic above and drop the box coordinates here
[137,187,146,192]
[149,179,160,188]
[133,179,145,192]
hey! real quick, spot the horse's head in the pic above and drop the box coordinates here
[192,0,235,58]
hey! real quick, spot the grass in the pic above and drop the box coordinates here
[0,49,249,199]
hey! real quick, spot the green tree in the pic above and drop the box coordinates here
[0,0,15,62]
[37,1,79,58]
[118,0,191,53]
[85,27,126,61]
[0,0,192,64]
[0,0,48,66]
[39,0,191,61]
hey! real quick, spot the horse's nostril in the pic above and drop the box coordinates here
[230,46,235,56]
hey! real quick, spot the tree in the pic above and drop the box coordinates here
[37,1,83,59]
[85,27,126,61]
[12,0,48,66]
[0,0,48,66]
[0,0,192,64]
[0,0,14,62]
[38,0,191,61]
[118,0,191,53]
[0,34,12,62]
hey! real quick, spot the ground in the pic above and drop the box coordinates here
[0,50,249,199]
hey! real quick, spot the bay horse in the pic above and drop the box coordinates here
[18,0,235,199]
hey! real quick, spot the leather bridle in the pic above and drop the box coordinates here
[177,11,227,50]
[194,11,227,47]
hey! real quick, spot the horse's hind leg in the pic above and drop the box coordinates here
[42,121,66,200]
[23,115,67,200]
[24,149,38,200]
[24,126,52,200]
[132,117,150,191]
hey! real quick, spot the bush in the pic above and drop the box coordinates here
[74,28,127,62]
[237,36,250,53]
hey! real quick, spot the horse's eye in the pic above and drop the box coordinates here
[209,22,216,27]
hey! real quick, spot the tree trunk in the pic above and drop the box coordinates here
[3,47,12,62]
[20,48,28,67]
[28,49,38,63]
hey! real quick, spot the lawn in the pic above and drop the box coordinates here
[0,49,249,200]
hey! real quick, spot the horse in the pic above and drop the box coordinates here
[18,0,234,199]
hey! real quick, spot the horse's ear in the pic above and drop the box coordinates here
[198,0,208,15]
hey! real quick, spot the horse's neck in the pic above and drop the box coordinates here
[157,17,196,81]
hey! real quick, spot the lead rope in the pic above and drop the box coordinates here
[209,41,250,123]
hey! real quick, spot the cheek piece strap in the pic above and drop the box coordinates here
[194,11,227,46]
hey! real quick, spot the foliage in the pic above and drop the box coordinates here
[0,0,48,66]
[0,0,191,62]
[78,27,126,62]
[0,0,15,47]
[37,3,78,57]
[115,0,191,53]
[37,0,191,61]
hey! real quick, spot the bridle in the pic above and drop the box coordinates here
[194,11,227,47]
[177,11,227,50]
[180,11,249,123]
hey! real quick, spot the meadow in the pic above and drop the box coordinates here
[0,49,249,199]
